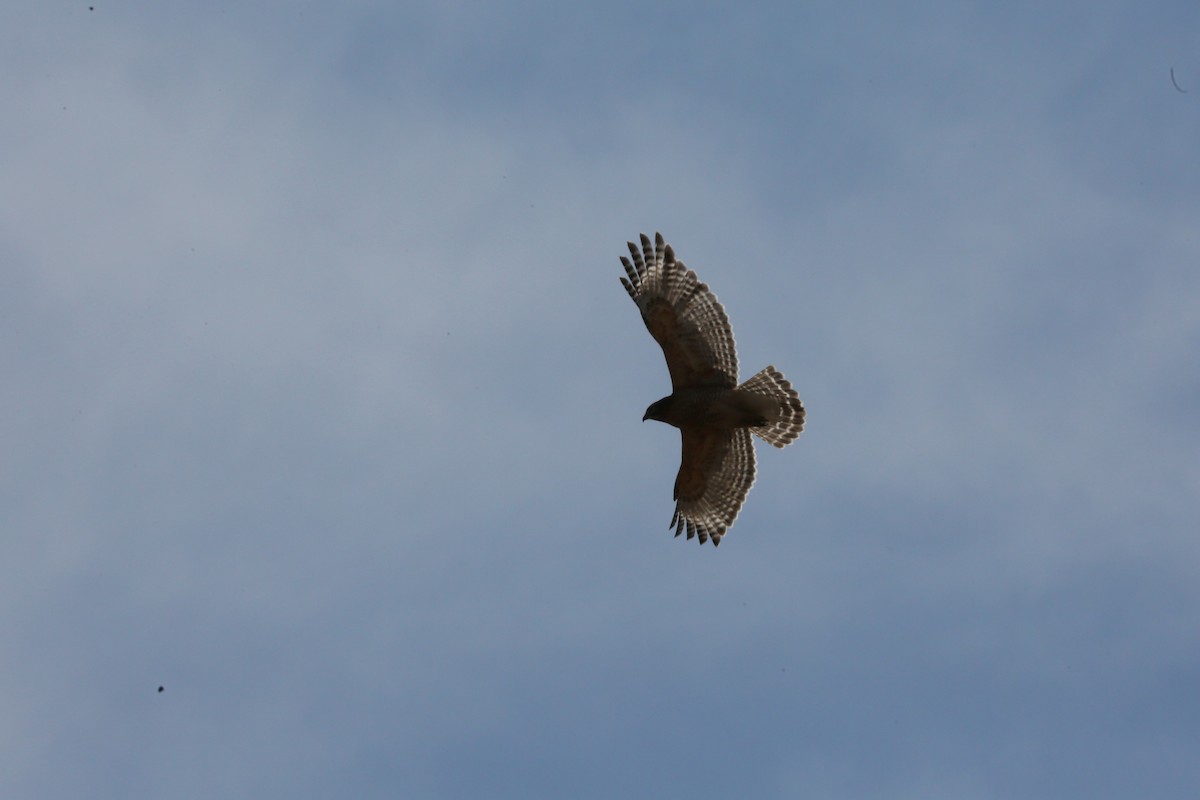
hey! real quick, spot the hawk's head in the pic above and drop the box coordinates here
[643,396,673,423]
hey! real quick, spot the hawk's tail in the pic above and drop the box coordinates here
[739,366,805,448]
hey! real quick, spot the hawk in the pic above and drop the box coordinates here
[620,233,805,546]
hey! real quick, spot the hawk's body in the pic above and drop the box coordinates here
[620,233,805,546]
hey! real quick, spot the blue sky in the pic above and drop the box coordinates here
[3,2,1198,797]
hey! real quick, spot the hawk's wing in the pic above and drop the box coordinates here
[671,427,756,546]
[620,233,738,390]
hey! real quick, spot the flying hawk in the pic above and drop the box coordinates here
[620,233,805,546]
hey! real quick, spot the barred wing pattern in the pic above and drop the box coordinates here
[672,427,755,546]
[620,233,738,390]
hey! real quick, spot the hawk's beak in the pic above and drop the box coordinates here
[642,411,649,421]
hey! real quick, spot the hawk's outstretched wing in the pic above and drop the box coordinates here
[620,233,738,390]
[672,427,756,546]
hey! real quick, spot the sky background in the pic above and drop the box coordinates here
[3,2,1198,798]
